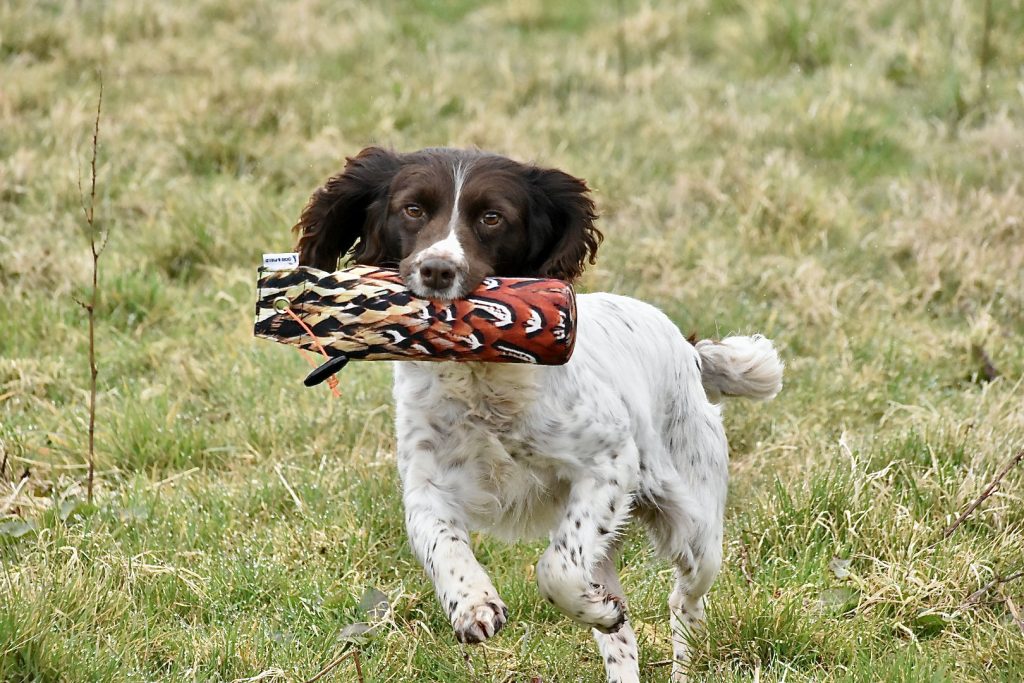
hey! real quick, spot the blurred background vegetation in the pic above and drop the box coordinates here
[1,1,1022,680]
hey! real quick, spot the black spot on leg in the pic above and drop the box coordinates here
[608,501,616,514]
[574,518,581,529]
[607,655,618,664]
[598,526,609,536]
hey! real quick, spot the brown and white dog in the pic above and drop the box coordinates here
[293,147,782,682]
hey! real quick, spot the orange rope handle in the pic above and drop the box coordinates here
[282,306,341,398]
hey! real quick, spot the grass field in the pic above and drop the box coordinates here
[2,0,1024,680]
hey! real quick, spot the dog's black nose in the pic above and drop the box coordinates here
[419,258,456,291]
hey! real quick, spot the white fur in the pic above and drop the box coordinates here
[408,162,470,299]
[695,335,784,403]
[445,160,468,236]
[393,293,783,681]
[418,231,467,266]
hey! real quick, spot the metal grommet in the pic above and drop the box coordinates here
[273,296,291,312]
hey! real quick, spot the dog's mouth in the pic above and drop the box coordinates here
[410,280,468,302]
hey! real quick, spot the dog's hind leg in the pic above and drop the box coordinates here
[535,444,637,633]
[666,544,721,682]
[590,549,640,683]
[636,437,727,680]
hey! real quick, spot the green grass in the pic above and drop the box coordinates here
[2,0,1024,680]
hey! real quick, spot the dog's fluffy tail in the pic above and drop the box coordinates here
[694,335,783,402]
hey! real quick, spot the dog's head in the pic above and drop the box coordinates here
[292,147,600,300]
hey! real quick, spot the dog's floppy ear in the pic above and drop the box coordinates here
[525,167,601,281]
[292,147,402,271]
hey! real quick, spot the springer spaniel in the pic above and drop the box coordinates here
[293,147,783,682]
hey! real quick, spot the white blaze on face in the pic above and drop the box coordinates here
[410,161,472,298]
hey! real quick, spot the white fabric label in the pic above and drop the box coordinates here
[262,253,299,270]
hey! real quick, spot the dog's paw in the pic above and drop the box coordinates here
[576,584,627,633]
[451,597,509,644]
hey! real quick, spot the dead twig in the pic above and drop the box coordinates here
[303,647,363,683]
[76,74,105,504]
[942,446,1024,541]
[737,538,754,586]
[971,344,1000,382]
[963,570,1024,608]
[460,645,474,677]
[977,0,994,107]
[615,0,628,86]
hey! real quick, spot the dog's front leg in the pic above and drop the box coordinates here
[402,466,507,644]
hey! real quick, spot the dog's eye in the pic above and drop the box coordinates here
[480,211,502,227]
[403,204,425,219]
